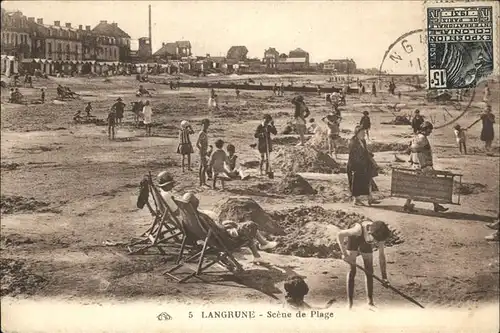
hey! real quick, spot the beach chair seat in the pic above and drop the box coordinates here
[127,174,184,255]
[164,196,249,283]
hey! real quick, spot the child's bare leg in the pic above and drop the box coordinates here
[181,155,185,172]
[199,163,205,185]
[463,142,467,155]
[259,154,265,175]
[220,178,225,191]
[212,175,217,189]
[187,154,192,170]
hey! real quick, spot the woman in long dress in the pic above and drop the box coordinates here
[469,105,495,152]
[347,126,380,206]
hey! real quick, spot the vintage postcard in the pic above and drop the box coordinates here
[1,1,498,332]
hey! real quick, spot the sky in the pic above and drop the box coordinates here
[3,1,424,68]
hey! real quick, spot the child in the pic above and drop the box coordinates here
[206,145,214,180]
[196,119,210,187]
[73,109,83,122]
[40,88,45,104]
[283,276,311,310]
[142,100,153,136]
[177,120,194,172]
[254,114,278,175]
[107,109,116,140]
[209,139,230,191]
[322,112,341,158]
[360,111,371,140]
[453,124,467,154]
[85,102,92,117]
[225,144,249,180]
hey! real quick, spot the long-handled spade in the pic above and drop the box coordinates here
[344,260,425,309]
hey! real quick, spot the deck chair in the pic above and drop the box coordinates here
[164,196,249,283]
[127,173,183,255]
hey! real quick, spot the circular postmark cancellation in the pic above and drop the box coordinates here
[378,29,478,129]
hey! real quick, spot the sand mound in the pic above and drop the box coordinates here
[277,173,317,195]
[1,258,46,296]
[454,182,487,195]
[274,146,343,174]
[214,197,285,235]
[0,195,53,214]
[270,206,403,258]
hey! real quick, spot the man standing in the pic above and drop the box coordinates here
[371,82,377,97]
[254,114,277,175]
[405,121,448,213]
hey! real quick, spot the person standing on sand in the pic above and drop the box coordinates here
[405,121,449,213]
[208,139,231,191]
[347,126,380,206]
[292,95,310,146]
[112,97,126,124]
[40,88,45,104]
[142,100,153,136]
[337,220,391,309]
[359,111,371,141]
[371,82,377,97]
[468,105,495,152]
[411,109,424,134]
[196,119,210,187]
[254,114,278,176]
[177,120,194,172]
[107,109,116,140]
[483,83,490,106]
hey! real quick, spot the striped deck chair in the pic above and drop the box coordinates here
[127,173,183,256]
[164,196,249,283]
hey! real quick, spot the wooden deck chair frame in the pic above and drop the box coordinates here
[127,173,183,255]
[164,198,248,283]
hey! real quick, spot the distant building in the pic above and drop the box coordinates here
[226,46,248,62]
[276,48,310,71]
[1,9,34,60]
[153,41,192,61]
[322,59,356,73]
[91,20,131,62]
[263,47,279,70]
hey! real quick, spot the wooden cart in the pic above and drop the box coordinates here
[390,167,463,205]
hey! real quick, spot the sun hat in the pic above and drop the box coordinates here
[116,97,122,101]
[181,120,189,129]
[181,192,199,210]
[157,171,175,187]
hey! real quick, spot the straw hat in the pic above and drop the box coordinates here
[157,171,175,187]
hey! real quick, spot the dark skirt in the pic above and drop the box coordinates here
[480,125,494,142]
[347,169,371,197]
[177,143,193,155]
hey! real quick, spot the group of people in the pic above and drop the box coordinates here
[8,88,24,104]
[56,84,79,100]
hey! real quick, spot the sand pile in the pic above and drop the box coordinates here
[276,173,317,195]
[1,258,46,296]
[274,146,343,174]
[214,197,285,235]
[269,206,403,258]
[0,195,52,215]
[454,182,487,195]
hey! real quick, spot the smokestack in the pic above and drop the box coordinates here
[28,17,35,22]
[148,4,152,55]
[86,25,91,31]
[65,23,71,28]
[54,21,60,26]
[79,25,83,30]
[37,18,43,24]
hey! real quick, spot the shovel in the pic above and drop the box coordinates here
[265,127,274,179]
[344,260,425,309]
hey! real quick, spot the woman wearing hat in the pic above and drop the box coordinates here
[112,97,125,124]
[177,120,194,172]
[347,126,380,206]
[468,105,495,153]
[405,121,448,213]
[292,95,310,146]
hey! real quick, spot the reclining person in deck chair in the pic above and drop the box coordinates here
[156,171,277,263]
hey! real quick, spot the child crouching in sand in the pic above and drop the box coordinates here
[225,144,250,180]
[209,139,231,190]
[454,124,467,155]
[283,276,336,310]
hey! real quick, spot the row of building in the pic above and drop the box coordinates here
[1,9,357,76]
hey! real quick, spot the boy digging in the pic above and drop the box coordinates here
[196,119,210,187]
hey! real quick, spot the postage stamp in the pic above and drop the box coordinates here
[426,1,499,89]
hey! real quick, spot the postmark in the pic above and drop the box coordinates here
[378,29,477,129]
[426,2,499,89]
